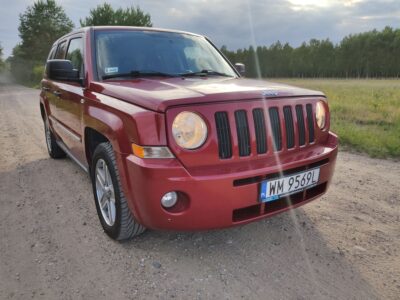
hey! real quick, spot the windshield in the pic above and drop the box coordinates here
[94,30,237,80]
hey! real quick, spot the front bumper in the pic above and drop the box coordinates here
[120,132,338,230]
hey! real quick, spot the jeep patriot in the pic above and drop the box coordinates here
[40,26,338,240]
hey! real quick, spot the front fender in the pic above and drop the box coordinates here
[83,92,168,222]
[84,91,167,154]
[84,106,128,153]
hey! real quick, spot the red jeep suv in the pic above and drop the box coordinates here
[40,26,338,240]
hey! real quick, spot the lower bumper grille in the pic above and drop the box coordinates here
[233,158,329,187]
[232,182,327,222]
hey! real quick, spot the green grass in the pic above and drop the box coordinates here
[274,79,400,159]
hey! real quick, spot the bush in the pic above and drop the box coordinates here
[9,57,44,87]
[32,64,45,87]
[9,58,32,84]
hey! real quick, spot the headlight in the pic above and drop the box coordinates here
[172,112,208,149]
[315,101,326,129]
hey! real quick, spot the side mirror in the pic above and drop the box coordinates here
[46,59,81,83]
[235,63,246,77]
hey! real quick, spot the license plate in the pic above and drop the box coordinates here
[260,168,320,203]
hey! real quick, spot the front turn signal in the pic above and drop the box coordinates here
[132,144,175,159]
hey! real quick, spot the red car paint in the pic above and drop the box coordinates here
[40,27,338,230]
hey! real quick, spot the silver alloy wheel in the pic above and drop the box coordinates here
[45,120,52,152]
[95,158,116,226]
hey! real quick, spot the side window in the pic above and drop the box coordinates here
[55,41,67,59]
[47,46,57,60]
[66,38,84,74]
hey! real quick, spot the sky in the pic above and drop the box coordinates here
[0,0,399,58]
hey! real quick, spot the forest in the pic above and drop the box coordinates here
[221,26,400,78]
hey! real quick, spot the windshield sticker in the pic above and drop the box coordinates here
[105,67,118,74]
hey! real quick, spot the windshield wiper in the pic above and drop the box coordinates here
[102,70,178,80]
[180,70,233,77]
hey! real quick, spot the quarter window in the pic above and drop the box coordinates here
[55,41,67,59]
[47,46,57,60]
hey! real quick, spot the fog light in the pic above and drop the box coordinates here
[161,192,178,208]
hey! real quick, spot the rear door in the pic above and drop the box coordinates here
[44,41,67,122]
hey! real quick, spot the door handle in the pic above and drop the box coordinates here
[42,86,50,91]
[53,91,62,97]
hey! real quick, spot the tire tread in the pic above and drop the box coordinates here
[45,119,66,159]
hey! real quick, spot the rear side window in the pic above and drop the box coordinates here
[66,37,84,73]
[55,41,67,59]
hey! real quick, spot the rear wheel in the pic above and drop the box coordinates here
[44,118,66,159]
[91,142,145,240]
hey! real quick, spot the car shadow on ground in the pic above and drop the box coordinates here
[123,209,378,299]
[0,156,379,299]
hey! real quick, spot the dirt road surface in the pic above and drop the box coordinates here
[0,80,399,300]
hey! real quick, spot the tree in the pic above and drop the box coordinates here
[0,43,5,71]
[10,0,73,85]
[80,3,152,27]
[18,0,74,63]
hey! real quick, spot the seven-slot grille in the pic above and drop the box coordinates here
[215,104,316,159]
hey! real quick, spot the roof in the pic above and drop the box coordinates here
[54,26,203,44]
[90,26,203,37]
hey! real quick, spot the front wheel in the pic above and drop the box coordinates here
[91,142,146,240]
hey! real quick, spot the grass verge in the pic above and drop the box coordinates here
[275,79,400,158]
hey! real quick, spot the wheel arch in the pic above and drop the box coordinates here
[83,108,133,168]
[84,127,110,169]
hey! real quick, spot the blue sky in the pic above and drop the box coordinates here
[0,0,399,57]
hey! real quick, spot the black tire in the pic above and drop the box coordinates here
[91,142,146,240]
[44,118,66,159]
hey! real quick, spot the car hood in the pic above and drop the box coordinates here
[91,77,324,112]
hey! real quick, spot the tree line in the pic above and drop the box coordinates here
[221,27,400,78]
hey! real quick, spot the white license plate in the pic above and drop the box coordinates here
[260,168,320,203]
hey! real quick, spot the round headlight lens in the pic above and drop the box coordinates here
[316,101,326,129]
[172,112,208,149]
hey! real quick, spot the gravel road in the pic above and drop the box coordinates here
[0,80,399,300]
